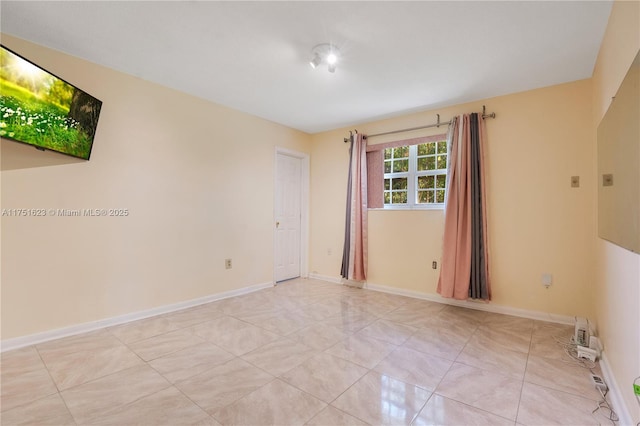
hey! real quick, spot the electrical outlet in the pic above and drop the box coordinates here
[432,261,437,269]
[571,176,580,188]
[541,273,552,287]
[225,259,232,269]
[327,248,332,256]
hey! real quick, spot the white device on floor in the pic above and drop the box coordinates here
[574,317,590,347]
[590,374,607,391]
[578,346,598,362]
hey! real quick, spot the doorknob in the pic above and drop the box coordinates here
[276,221,280,228]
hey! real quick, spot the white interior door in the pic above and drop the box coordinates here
[275,152,302,282]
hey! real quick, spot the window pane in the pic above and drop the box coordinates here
[435,174,446,188]
[384,178,390,190]
[426,143,436,155]
[392,178,407,190]
[392,191,408,204]
[418,190,438,204]
[384,161,391,173]
[421,190,434,203]
[393,159,409,172]
[426,157,436,170]
[437,155,447,169]
[384,148,393,160]
[384,192,390,204]
[417,176,427,189]
[394,146,409,158]
[436,190,445,203]
[418,175,434,189]
[427,191,435,203]
[417,157,427,171]
[437,141,447,154]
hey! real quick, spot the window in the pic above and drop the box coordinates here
[383,139,448,209]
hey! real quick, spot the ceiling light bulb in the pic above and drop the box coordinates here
[310,53,322,69]
[326,52,338,65]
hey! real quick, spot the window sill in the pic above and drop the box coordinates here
[369,204,445,211]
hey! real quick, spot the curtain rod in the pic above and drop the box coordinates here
[343,105,496,142]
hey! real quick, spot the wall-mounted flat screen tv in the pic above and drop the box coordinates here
[0,45,102,160]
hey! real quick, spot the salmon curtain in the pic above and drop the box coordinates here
[341,133,368,281]
[437,114,491,300]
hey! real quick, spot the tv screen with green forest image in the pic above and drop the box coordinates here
[0,45,102,160]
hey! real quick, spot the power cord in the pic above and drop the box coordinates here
[592,387,619,425]
[553,335,597,370]
[554,335,619,424]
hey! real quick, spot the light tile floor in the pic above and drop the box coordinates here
[1,278,607,425]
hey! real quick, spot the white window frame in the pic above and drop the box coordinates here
[383,142,447,210]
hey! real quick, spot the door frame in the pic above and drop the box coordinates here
[273,147,310,284]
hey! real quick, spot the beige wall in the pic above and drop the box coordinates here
[310,78,595,318]
[591,1,640,422]
[0,35,311,339]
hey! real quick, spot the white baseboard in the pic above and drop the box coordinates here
[305,276,574,325]
[600,351,634,425]
[363,281,574,325]
[308,273,343,284]
[0,281,274,353]
[307,273,365,289]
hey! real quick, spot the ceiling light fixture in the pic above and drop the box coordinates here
[309,43,340,73]
[309,53,322,69]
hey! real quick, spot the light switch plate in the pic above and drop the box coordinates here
[571,176,580,188]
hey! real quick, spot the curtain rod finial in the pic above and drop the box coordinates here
[482,105,496,119]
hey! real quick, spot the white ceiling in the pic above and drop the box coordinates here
[0,1,612,134]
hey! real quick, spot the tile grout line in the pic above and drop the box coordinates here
[278,341,376,425]
[31,344,78,425]
[208,376,283,424]
[417,315,529,423]
[513,324,534,424]
[81,383,174,424]
[411,318,478,423]
[403,308,468,424]
[39,347,172,425]
[169,372,230,423]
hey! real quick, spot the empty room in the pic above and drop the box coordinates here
[1,1,639,425]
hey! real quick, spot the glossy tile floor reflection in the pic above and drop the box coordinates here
[1,278,605,425]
